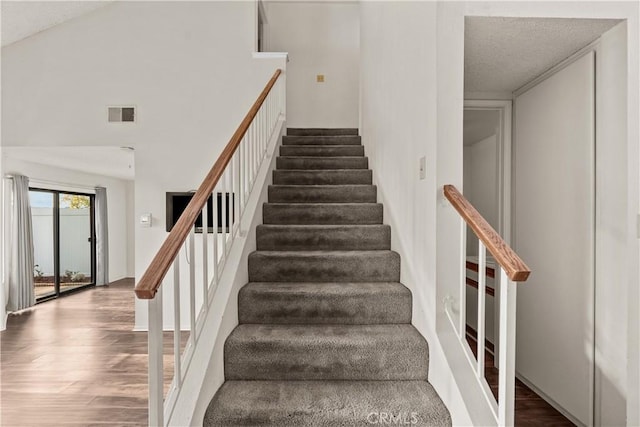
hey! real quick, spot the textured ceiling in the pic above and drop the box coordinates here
[4,147,134,180]
[1,1,112,47]
[464,110,499,146]
[465,17,621,93]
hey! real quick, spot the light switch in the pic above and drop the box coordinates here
[140,213,152,228]
[419,156,426,180]
[317,74,325,83]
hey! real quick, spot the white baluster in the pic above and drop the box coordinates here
[173,258,181,387]
[148,285,164,427]
[229,155,235,238]
[477,241,486,377]
[188,226,196,342]
[498,268,517,426]
[220,170,227,260]
[459,218,467,338]
[202,203,208,305]
[233,152,240,237]
[213,188,219,281]
[239,138,245,216]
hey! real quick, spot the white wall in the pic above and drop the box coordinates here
[1,157,132,283]
[264,1,359,128]
[0,1,286,330]
[360,2,474,425]
[594,21,630,427]
[463,134,498,256]
[514,52,595,425]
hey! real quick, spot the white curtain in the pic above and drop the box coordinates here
[95,187,109,286]
[6,175,35,311]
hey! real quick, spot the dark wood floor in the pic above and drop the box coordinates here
[0,278,185,426]
[467,334,575,426]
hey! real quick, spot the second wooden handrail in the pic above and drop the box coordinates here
[444,184,531,282]
[135,69,283,299]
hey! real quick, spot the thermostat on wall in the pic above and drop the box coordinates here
[140,213,152,227]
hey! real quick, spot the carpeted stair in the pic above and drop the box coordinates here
[204,128,451,426]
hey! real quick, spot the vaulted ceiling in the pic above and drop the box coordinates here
[1,1,112,47]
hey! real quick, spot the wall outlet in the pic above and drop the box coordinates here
[316,74,325,83]
[419,156,426,180]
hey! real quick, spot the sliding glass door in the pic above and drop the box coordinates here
[30,189,96,301]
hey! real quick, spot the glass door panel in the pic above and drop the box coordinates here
[29,191,56,299]
[58,193,94,294]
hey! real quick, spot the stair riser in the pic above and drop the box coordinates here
[273,170,372,185]
[268,185,377,203]
[225,325,429,381]
[287,128,359,136]
[280,145,364,157]
[239,283,411,324]
[263,203,383,225]
[248,252,400,282]
[283,135,361,145]
[277,157,368,170]
[256,225,390,251]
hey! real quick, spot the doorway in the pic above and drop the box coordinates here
[462,100,511,362]
[29,188,96,301]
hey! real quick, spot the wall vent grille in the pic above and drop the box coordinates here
[108,106,135,123]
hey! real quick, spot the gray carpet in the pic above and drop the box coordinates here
[204,128,451,426]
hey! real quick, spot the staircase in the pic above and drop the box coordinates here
[204,128,451,426]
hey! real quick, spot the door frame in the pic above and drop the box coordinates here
[463,99,512,369]
[30,187,96,302]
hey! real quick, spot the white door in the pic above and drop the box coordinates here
[514,51,594,425]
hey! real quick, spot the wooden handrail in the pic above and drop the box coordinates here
[444,184,531,282]
[135,69,283,299]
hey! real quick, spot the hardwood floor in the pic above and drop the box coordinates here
[467,334,575,426]
[1,278,186,426]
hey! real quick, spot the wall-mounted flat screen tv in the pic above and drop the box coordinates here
[166,192,235,233]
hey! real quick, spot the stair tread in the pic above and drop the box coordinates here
[205,380,451,426]
[265,202,381,206]
[274,169,371,172]
[268,185,377,203]
[263,203,383,225]
[229,323,422,339]
[251,249,398,256]
[288,127,359,136]
[256,224,391,251]
[270,184,374,187]
[281,145,364,156]
[282,144,364,148]
[225,324,428,380]
[241,281,409,296]
[239,282,411,325]
[282,138,362,146]
[257,224,388,229]
[278,156,365,159]
[277,156,369,170]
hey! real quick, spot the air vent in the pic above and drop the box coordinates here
[108,106,136,123]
